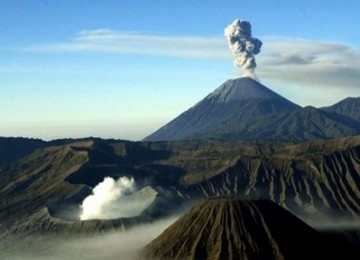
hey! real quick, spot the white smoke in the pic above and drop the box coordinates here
[224,19,262,78]
[80,176,144,220]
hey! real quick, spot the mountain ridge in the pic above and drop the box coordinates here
[2,135,360,236]
[322,97,360,121]
[144,77,360,141]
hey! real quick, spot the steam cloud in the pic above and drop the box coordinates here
[224,19,262,77]
[80,176,139,220]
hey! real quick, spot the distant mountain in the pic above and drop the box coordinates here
[264,106,360,141]
[144,77,360,142]
[142,198,358,260]
[322,97,360,121]
[144,77,300,141]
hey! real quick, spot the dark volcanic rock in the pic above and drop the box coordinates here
[142,198,358,260]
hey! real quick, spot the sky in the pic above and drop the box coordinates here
[1,0,360,140]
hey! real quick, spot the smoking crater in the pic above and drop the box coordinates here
[80,176,156,220]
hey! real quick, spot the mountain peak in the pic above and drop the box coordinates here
[144,78,300,141]
[208,77,286,103]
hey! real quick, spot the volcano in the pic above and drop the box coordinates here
[144,77,360,142]
[144,77,300,141]
[142,198,358,260]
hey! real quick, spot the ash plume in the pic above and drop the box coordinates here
[225,19,262,77]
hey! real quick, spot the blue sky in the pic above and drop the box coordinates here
[1,0,360,140]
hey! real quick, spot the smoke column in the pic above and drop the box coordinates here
[80,176,135,220]
[224,19,262,77]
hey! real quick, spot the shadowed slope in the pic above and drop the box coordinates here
[322,97,360,121]
[142,198,358,260]
[267,106,360,141]
[0,137,46,166]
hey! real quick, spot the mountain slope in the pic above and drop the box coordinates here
[262,106,360,141]
[176,144,360,218]
[144,77,300,141]
[0,141,90,223]
[142,198,357,260]
[144,77,360,142]
[0,137,47,166]
[143,136,360,219]
[322,97,360,121]
[2,136,360,237]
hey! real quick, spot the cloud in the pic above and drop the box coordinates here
[19,30,360,105]
[257,37,360,90]
[23,29,228,60]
